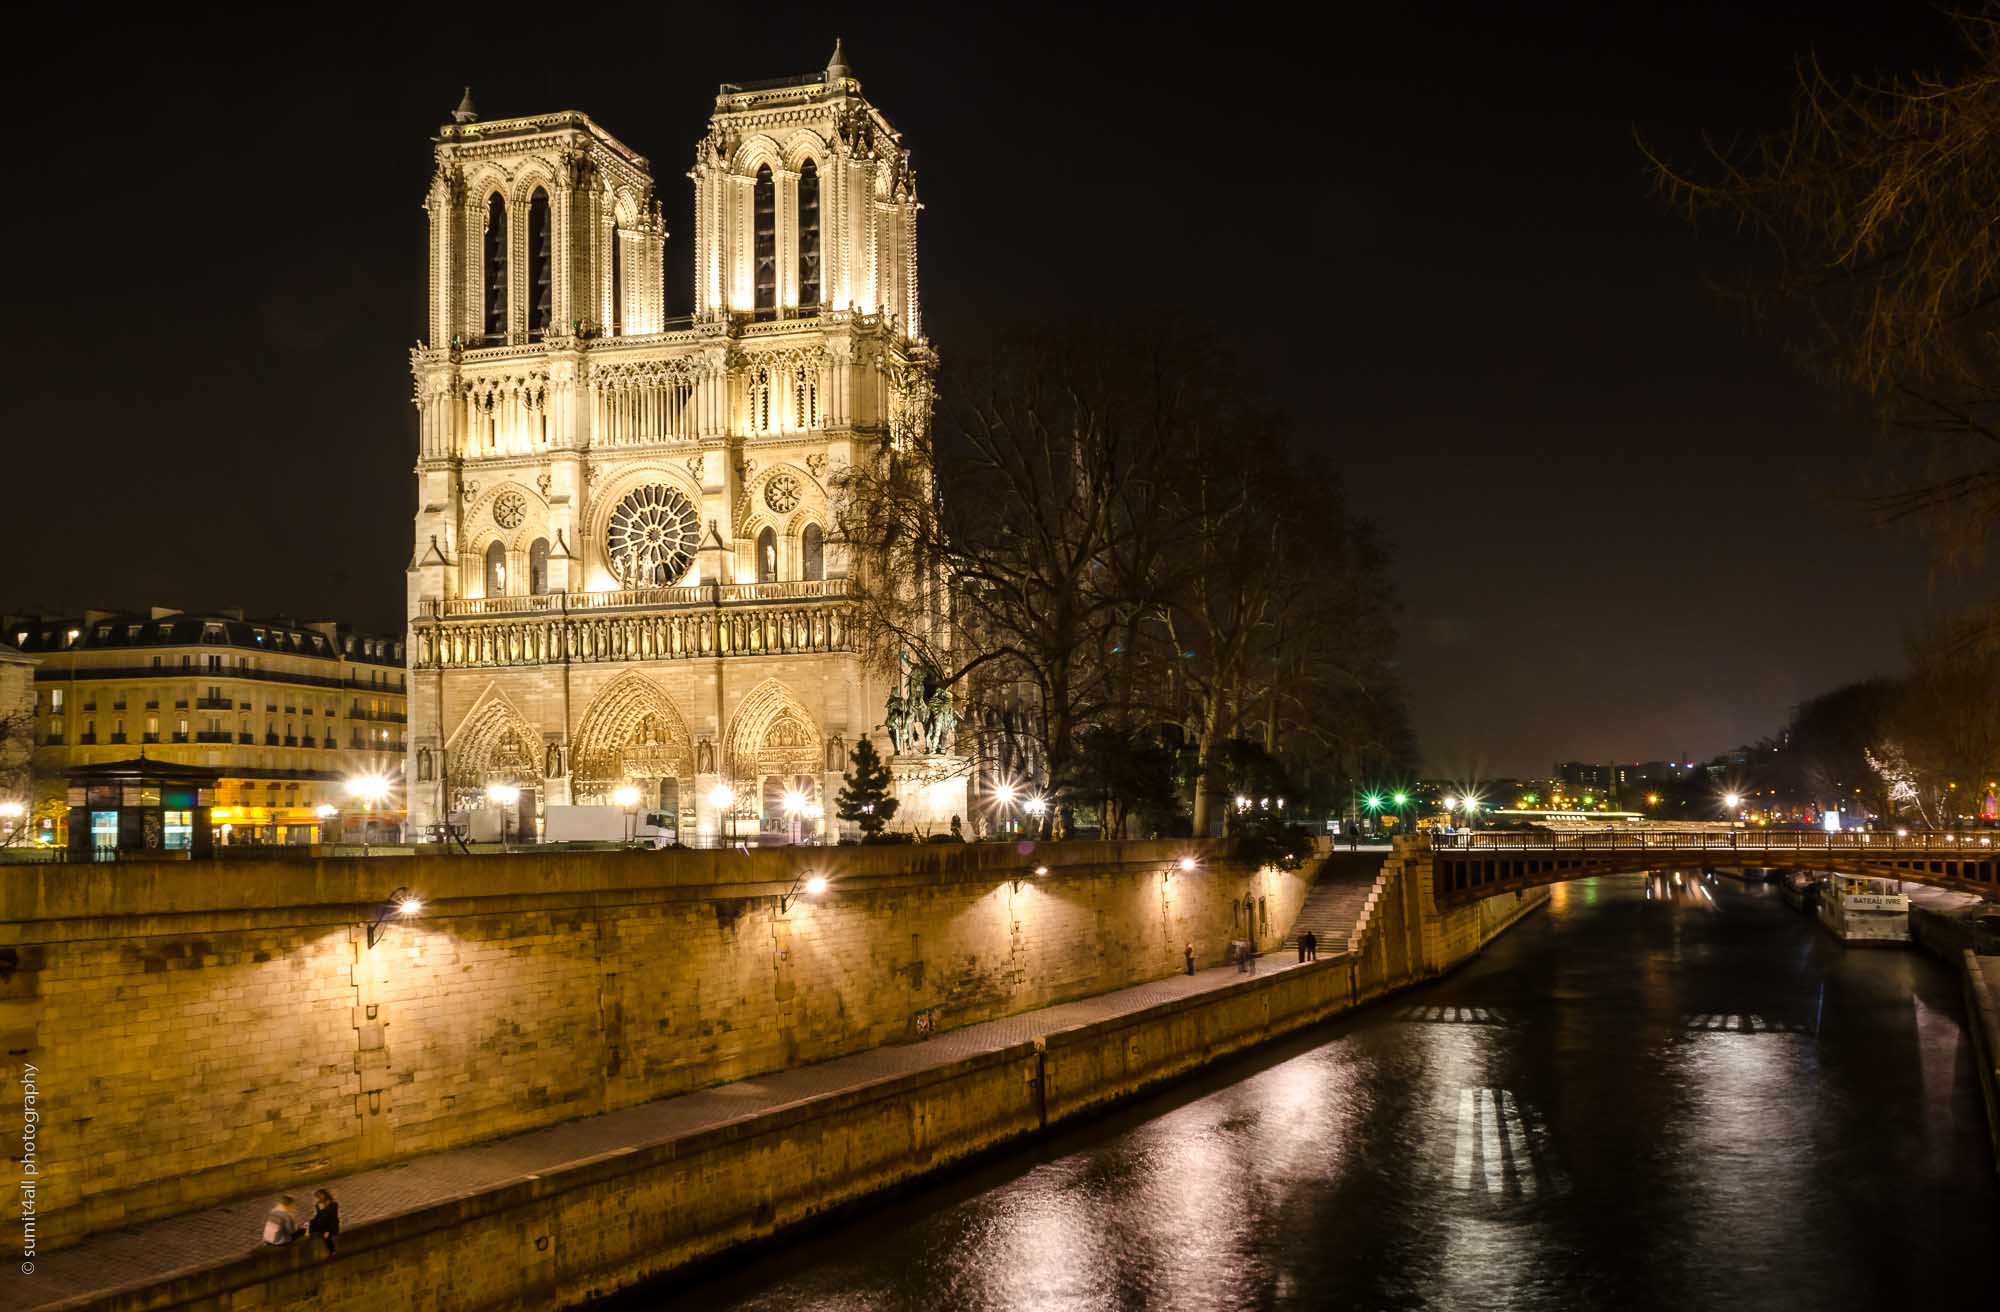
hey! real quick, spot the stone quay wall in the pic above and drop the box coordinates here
[0,840,1307,1247]
[44,855,1544,1312]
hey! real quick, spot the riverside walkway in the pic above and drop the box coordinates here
[3,952,1311,1311]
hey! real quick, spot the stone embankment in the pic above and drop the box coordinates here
[0,838,1544,1310]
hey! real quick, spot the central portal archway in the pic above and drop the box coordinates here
[571,675,697,829]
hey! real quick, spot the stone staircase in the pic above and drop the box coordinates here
[1284,856,1388,956]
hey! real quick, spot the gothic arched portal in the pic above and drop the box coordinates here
[571,673,696,808]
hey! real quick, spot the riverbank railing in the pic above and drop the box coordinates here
[1432,829,1998,855]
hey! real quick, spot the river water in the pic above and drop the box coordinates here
[638,873,1998,1311]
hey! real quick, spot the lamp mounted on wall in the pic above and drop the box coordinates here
[779,871,829,914]
[366,886,424,949]
[1011,864,1051,893]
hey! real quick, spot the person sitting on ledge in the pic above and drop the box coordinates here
[262,1195,304,1245]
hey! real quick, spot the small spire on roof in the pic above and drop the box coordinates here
[826,37,852,84]
[452,86,479,124]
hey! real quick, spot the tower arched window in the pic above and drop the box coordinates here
[797,159,820,308]
[753,165,776,319]
[483,193,508,340]
[485,541,508,597]
[610,221,623,336]
[757,527,778,584]
[801,523,824,582]
[529,538,551,595]
[528,189,552,337]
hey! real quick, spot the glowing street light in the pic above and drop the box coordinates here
[612,784,642,845]
[346,775,392,855]
[708,783,739,844]
[366,885,425,949]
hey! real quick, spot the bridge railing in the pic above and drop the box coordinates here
[1430,829,1997,855]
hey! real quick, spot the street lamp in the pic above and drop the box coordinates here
[346,775,391,856]
[486,783,521,847]
[782,787,808,845]
[365,885,425,949]
[613,784,642,846]
[0,800,25,848]
[314,802,337,846]
[708,783,738,845]
[991,781,1018,835]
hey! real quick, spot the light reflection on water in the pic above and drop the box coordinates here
[631,876,1999,1312]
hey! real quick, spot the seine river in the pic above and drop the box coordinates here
[636,873,1999,1311]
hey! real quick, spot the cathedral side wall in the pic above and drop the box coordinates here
[2,840,1307,1246]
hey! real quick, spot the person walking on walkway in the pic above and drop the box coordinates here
[1304,930,1318,961]
[1297,934,1308,963]
[262,1195,304,1245]
[1184,942,1196,975]
[308,1188,341,1255]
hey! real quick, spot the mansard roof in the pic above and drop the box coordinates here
[3,609,404,667]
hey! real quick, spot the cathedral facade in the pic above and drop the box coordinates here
[405,43,933,841]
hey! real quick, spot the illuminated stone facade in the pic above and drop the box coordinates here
[406,43,935,839]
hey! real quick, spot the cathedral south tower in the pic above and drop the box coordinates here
[406,43,934,841]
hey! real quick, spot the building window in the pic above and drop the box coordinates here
[483,192,507,339]
[485,540,508,596]
[802,523,824,581]
[797,159,820,307]
[749,366,772,433]
[610,222,622,335]
[527,188,552,337]
[753,164,776,319]
[757,527,778,584]
[529,537,551,595]
[49,688,63,712]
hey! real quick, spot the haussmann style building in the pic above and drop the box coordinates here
[11,609,408,847]
[406,42,937,844]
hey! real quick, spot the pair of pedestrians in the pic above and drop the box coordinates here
[263,1189,340,1253]
[1296,930,1319,962]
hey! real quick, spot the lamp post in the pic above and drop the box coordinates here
[708,783,737,847]
[991,782,1017,837]
[1024,794,1047,839]
[346,775,390,857]
[613,784,642,846]
[486,783,520,848]
[314,802,338,847]
[782,787,807,846]
[0,800,25,849]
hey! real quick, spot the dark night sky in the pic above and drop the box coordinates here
[6,2,1991,777]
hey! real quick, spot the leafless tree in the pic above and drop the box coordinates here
[1646,7,2000,555]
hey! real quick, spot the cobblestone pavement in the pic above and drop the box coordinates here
[1,953,1311,1310]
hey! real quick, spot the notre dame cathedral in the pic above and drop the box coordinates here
[405,42,935,841]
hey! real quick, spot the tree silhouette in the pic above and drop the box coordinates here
[836,737,899,838]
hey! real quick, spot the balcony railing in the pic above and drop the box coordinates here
[110,733,127,744]
[424,577,851,620]
[237,733,255,744]
[196,731,231,743]
[141,733,160,744]
[196,697,230,710]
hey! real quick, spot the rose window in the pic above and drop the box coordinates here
[605,485,700,587]
[763,473,802,514]
[492,491,526,529]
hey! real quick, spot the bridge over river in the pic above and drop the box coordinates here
[1430,828,2000,907]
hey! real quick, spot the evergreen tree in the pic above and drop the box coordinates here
[836,737,899,838]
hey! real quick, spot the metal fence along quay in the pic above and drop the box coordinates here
[1432,828,2000,856]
